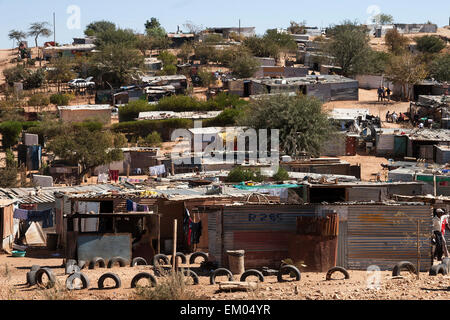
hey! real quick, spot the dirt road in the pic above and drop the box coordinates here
[0,252,447,300]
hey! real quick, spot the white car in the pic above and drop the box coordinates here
[68,77,95,89]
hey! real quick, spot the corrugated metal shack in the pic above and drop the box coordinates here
[0,199,18,251]
[60,191,159,263]
[201,203,432,271]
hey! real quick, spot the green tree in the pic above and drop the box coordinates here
[264,29,297,52]
[145,18,170,50]
[243,36,280,59]
[325,21,370,76]
[27,22,53,67]
[135,35,154,57]
[373,13,394,25]
[197,68,216,87]
[272,166,290,181]
[230,53,260,78]
[194,44,219,64]
[353,49,390,75]
[204,34,223,43]
[429,54,450,82]
[47,125,124,184]
[415,35,446,54]
[238,94,335,157]
[226,166,264,183]
[138,131,162,147]
[288,21,307,34]
[46,57,76,92]
[0,149,18,188]
[95,28,138,48]
[385,53,428,100]
[385,29,409,55]
[8,29,26,51]
[84,20,116,36]
[90,44,144,87]
[0,121,23,149]
[177,42,194,64]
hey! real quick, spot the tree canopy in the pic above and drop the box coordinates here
[385,53,428,100]
[415,35,446,54]
[238,94,335,157]
[85,20,116,36]
[89,44,144,86]
[325,21,370,76]
[47,124,124,183]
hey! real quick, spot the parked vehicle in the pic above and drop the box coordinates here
[68,77,95,89]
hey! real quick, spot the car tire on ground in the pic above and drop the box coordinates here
[326,266,350,281]
[170,252,187,265]
[182,269,200,285]
[65,264,81,275]
[152,254,170,267]
[35,267,56,289]
[89,257,106,270]
[26,271,37,286]
[131,257,148,267]
[392,261,416,277]
[429,264,448,276]
[107,257,128,268]
[65,259,77,267]
[98,272,121,289]
[130,272,157,288]
[277,265,301,283]
[66,272,90,290]
[240,269,265,283]
[77,260,87,269]
[442,258,450,273]
[189,252,209,265]
[210,268,233,285]
[30,265,40,272]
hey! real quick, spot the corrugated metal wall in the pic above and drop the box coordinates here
[347,205,432,271]
[220,205,317,268]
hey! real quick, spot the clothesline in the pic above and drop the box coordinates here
[13,208,54,228]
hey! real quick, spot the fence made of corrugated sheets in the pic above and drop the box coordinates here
[220,205,317,268]
[347,205,432,272]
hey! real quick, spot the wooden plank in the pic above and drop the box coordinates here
[218,281,258,292]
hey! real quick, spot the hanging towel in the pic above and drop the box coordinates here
[126,199,134,212]
[13,208,29,220]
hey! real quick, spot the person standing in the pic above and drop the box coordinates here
[386,87,391,102]
[386,111,391,123]
[441,209,450,258]
[433,208,446,261]
[377,87,383,102]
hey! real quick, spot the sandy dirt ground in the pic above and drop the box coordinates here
[0,251,447,301]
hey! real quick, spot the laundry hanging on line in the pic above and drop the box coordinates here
[183,208,202,246]
[149,165,166,176]
[13,208,54,228]
[126,199,150,212]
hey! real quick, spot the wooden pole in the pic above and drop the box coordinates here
[157,214,161,254]
[172,219,177,272]
[434,174,437,197]
[417,219,420,279]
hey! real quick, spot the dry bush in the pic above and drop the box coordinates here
[134,269,207,301]
[38,280,75,300]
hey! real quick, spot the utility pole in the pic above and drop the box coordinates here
[239,19,241,37]
[53,12,56,44]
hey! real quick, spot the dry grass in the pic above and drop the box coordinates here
[38,280,75,300]
[134,269,207,300]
